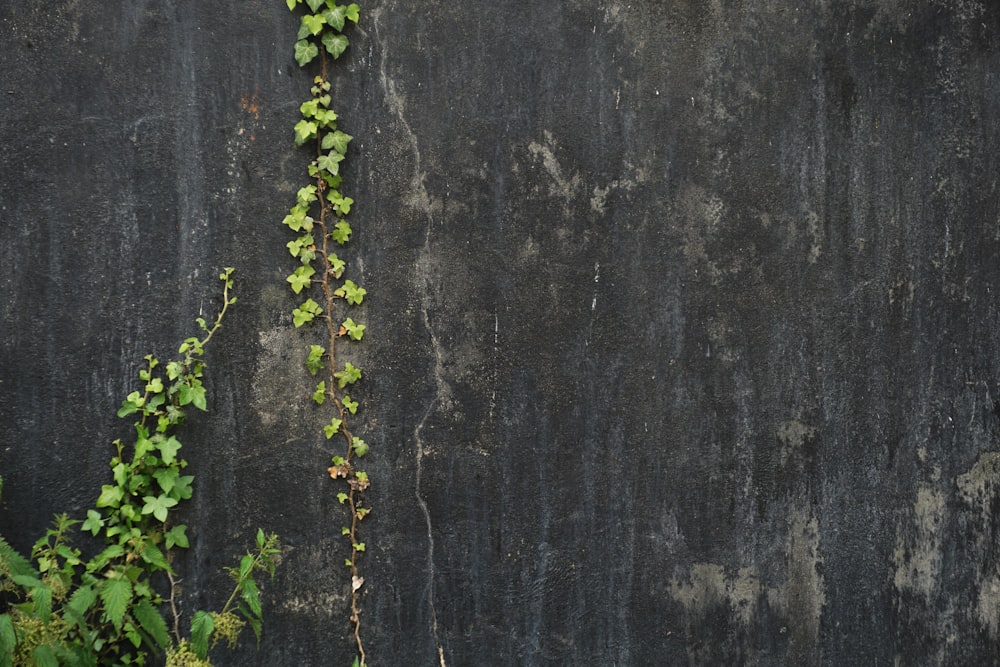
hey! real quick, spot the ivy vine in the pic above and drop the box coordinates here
[283,2,369,666]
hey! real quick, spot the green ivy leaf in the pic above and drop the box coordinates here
[324,418,342,439]
[353,542,366,552]
[96,484,124,509]
[345,3,360,22]
[81,509,104,536]
[342,395,358,414]
[166,524,189,549]
[328,252,346,278]
[337,493,349,504]
[342,317,366,340]
[286,0,298,10]
[300,98,320,118]
[156,436,182,465]
[297,185,318,205]
[142,494,179,522]
[99,576,132,630]
[352,437,369,457]
[292,298,323,327]
[317,151,344,175]
[323,6,347,31]
[305,0,325,12]
[294,118,319,145]
[306,345,326,375]
[332,220,352,244]
[312,380,327,405]
[294,39,319,67]
[322,32,349,59]
[335,279,366,305]
[334,362,362,388]
[321,130,352,155]
[287,264,316,294]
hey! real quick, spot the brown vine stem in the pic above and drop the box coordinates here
[312,49,367,666]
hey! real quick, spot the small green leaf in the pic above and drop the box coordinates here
[287,264,316,294]
[292,298,323,327]
[241,577,262,618]
[337,492,349,504]
[294,39,320,67]
[342,317,366,341]
[96,484,124,508]
[294,118,319,145]
[353,542,366,552]
[317,151,344,175]
[312,380,327,405]
[335,279,366,305]
[328,252,346,278]
[286,0,298,10]
[342,395,358,414]
[334,362,362,388]
[332,220,352,244]
[81,509,104,536]
[166,524,189,549]
[157,436,183,465]
[300,98,320,118]
[323,32,349,59]
[141,494,178,522]
[322,130,353,155]
[31,646,58,667]
[352,437,369,457]
[324,418,342,439]
[305,0,325,12]
[297,185,318,205]
[342,526,350,536]
[345,3,360,22]
[306,345,326,375]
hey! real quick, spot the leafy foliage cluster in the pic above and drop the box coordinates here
[0,271,280,666]
[284,1,370,666]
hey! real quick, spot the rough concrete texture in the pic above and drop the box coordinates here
[2,1,1000,664]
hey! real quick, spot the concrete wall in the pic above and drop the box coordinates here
[3,1,1000,664]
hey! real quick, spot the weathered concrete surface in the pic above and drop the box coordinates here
[3,1,1000,664]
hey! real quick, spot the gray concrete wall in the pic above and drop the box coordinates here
[3,1,1000,664]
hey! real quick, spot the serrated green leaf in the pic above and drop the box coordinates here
[31,646,58,667]
[241,576,262,618]
[140,542,171,571]
[100,576,132,629]
[323,32,349,59]
[133,597,171,649]
[0,614,15,664]
[190,610,215,659]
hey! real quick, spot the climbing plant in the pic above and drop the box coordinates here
[0,270,280,667]
[283,2,369,666]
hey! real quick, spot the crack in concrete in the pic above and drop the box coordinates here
[372,9,447,665]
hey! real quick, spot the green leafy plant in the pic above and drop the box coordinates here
[0,270,281,666]
[283,2,369,665]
